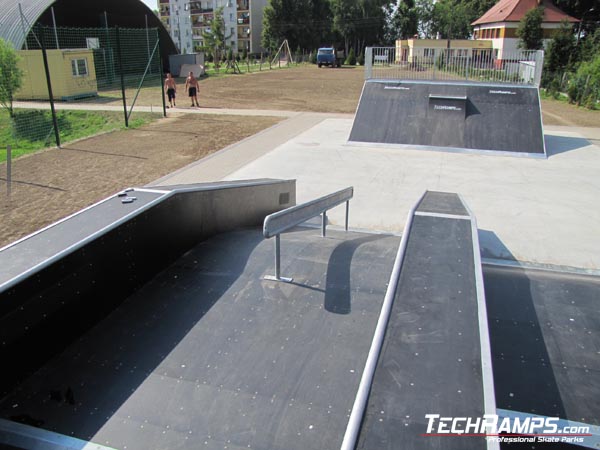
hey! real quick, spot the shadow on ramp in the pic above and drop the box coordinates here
[479,229,516,262]
[324,233,387,314]
[483,265,568,419]
[2,229,265,442]
[544,134,591,157]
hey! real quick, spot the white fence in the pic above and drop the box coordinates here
[365,47,544,86]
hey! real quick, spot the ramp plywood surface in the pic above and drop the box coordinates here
[349,80,545,155]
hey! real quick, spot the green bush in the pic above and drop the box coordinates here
[310,50,317,64]
[568,55,600,108]
[345,48,356,65]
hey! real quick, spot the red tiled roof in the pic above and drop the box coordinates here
[472,0,579,25]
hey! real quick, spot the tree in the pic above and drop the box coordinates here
[331,0,387,54]
[580,28,600,63]
[430,0,472,39]
[517,6,544,50]
[0,39,23,118]
[568,54,600,108]
[385,0,419,43]
[261,0,328,52]
[201,7,232,68]
[545,20,576,73]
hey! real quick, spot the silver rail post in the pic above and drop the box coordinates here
[264,234,293,283]
[345,200,349,231]
[275,234,281,278]
[321,211,327,237]
[6,145,11,197]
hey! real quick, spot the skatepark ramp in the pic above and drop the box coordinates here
[349,79,546,157]
[0,179,295,396]
[343,191,497,450]
[0,181,400,450]
[1,182,599,449]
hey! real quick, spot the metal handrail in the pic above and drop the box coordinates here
[263,186,353,282]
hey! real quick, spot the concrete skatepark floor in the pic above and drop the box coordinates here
[2,65,600,270]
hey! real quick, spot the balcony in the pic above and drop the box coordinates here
[237,26,250,38]
[237,12,249,24]
[237,0,249,11]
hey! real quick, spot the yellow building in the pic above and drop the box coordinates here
[395,39,494,63]
[16,49,98,101]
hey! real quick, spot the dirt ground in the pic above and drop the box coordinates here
[2,64,599,248]
[0,114,280,248]
[97,64,600,125]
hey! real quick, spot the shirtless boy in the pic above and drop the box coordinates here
[185,71,200,107]
[164,72,177,108]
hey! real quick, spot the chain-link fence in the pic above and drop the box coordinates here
[4,25,165,156]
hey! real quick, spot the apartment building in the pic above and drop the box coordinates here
[159,0,267,55]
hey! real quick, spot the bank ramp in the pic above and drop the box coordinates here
[349,80,546,157]
[345,191,497,450]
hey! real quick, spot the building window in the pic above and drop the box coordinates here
[71,58,88,77]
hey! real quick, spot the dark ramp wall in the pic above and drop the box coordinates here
[0,180,295,395]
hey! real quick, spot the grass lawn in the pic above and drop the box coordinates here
[0,109,160,162]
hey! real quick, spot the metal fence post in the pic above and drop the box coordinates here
[158,32,167,117]
[321,211,327,237]
[39,25,61,148]
[6,145,11,197]
[115,26,129,128]
[365,47,373,79]
[534,50,544,87]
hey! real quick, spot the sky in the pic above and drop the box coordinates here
[141,0,158,12]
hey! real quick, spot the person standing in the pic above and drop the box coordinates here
[185,71,200,107]
[164,72,177,108]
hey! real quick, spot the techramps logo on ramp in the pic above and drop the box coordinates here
[433,105,463,112]
[421,413,595,445]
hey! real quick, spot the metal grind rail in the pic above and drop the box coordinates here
[263,187,353,282]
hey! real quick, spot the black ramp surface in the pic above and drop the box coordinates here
[417,191,468,216]
[356,193,487,450]
[349,80,545,155]
[0,228,399,450]
[484,265,600,428]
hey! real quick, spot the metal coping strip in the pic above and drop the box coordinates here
[0,418,117,450]
[263,187,353,238]
[1,180,294,293]
[415,211,470,220]
[340,191,426,450]
[459,194,500,450]
[429,95,468,100]
[0,190,173,294]
[0,188,141,254]
[482,258,600,278]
